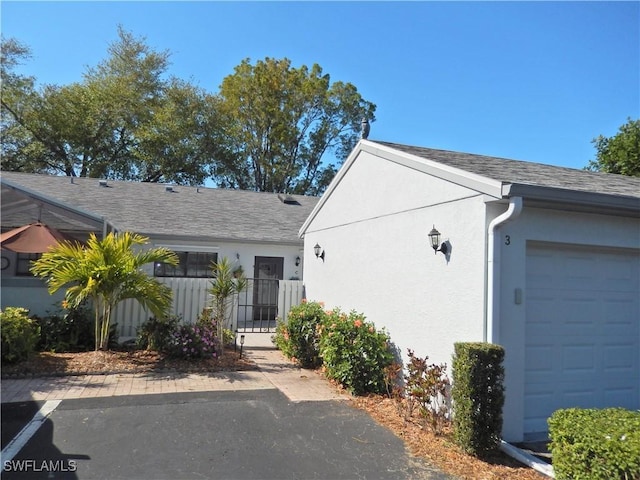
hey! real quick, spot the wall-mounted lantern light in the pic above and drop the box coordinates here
[428,225,448,256]
[295,256,301,266]
[313,243,325,262]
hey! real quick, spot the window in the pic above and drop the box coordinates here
[16,253,41,276]
[154,251,217,278]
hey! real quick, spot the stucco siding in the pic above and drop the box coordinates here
[303,152,489,369]
[308,150,481,233]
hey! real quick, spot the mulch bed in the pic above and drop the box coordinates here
[349,396,547,480]
[1,348,258,378]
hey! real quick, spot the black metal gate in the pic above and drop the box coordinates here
[236,278,279,332]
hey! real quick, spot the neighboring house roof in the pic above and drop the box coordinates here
[1,172,319,245]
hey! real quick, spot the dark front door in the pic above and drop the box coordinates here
[253,256,284,321]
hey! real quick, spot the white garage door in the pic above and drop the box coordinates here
[524,243,639,438]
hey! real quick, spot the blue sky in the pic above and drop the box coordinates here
[2,1,638,171]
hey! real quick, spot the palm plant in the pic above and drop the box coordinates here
[31,232,178,350]
[209,257,247,356]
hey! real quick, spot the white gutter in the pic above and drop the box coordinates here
[500,441,554,478]
[486,196,522,343]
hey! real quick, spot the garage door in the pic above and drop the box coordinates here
[524,243,639,438]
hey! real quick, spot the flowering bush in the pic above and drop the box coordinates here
[169,323,218,360]
[318,309,393,395]
[273,300,326,368]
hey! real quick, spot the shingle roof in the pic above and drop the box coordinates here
[376,141,640,199]
[1,172,319,244]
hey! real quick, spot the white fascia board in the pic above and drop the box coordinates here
[298,140,504,237]
[299,140,365,237]
[503,183,640,217]
[361,141,504,197]
[1,177,105,225]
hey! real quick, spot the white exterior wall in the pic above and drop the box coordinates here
[496,207,640,442]
[303,150,489,369]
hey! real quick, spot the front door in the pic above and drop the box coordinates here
[253,256,284,321]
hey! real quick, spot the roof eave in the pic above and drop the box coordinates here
[503,183,640,217]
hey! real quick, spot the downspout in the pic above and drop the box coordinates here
[486,196,522,343]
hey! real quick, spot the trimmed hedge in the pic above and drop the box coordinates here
[548,408,640,480]
[451,342,505,456]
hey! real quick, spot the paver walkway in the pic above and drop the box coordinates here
[0,345,348,404]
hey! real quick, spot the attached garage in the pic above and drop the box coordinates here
[301,139,640,442]
[524,243,640,438]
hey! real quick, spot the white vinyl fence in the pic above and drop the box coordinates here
[112,278,304,338]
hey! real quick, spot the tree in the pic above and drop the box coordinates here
[208,257,247,357]
[586,118,640,177]
[215,57,376,195]
[0,37,47,173]
[1,29,222,184]
[30,232,178,351]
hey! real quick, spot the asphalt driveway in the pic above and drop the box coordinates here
[2,389,453,480]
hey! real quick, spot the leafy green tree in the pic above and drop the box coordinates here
[0,37,47,173]
[1,29,222,184]
[215,57,376,194]
[208,257,247,356]
[30,232,178,350]
[586,118,640,177]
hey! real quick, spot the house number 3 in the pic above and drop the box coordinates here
[505,235,511,246]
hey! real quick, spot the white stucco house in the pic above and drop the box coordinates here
[1,172,318,337]
[299,139,640,442]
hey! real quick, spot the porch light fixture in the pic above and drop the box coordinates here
[428,225,448,256]
[295,256,301,266]
[313,243,325,262]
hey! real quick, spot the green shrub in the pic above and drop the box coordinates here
[451,342,505,456]
[1,307,40,364]
[273,300,326,368]
[136,315,180,352]
[319,309,393,395]
[35,303,93,352]
[549,408,640,480]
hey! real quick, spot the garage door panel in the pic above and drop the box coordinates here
[562,344,596,373]
[524,244,639,437]
[603,343,637,372]
[561,388,598,409]
[604,297,638,328]
[603,387,637,408]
